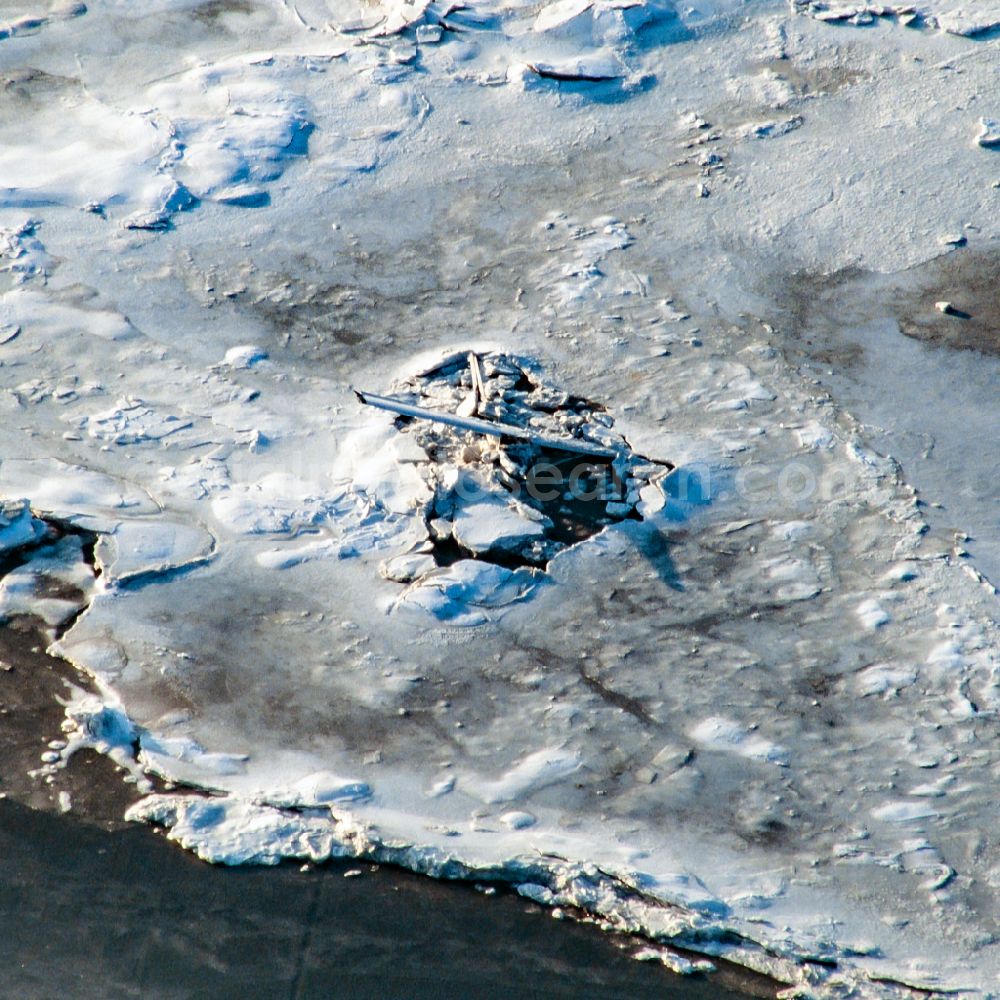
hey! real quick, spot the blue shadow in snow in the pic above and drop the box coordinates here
[658,463,717,523]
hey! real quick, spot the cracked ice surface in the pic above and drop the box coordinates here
[4,0,1000,995]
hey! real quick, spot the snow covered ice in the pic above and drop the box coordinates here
[4,0,1000,995]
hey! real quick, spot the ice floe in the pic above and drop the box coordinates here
[1,288,135,343]
[393,559,544,626]
[975,117,1000,149]
[856,596,891,629]
[0,94,168,213]
[0,0,689,233]
[0,531,95,628]
[34,685,153,793]
[0,498,46,555]
[929,4,1000,36]
[855,663,918,698]
[6,0,1000,995]
[793,0,1000,36]
[222,344,269,369]
[0,218,52,285]
[0,458,158,524]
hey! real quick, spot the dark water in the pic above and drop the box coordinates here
[0,798,771,1000]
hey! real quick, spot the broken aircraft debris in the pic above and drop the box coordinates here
[355,351,673,617]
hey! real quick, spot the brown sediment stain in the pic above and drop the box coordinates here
[751,58,867,100]
[773,266,871,372]
[0,68,77,123]
[783,283,867,368]
[893,245,1000,356]
[778,245,1000,362]
[181,253,441,367]
[191,0,258,24]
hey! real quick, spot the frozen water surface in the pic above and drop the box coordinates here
[3,0,1000,995]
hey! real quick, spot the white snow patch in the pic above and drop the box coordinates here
[1,288,134,343]
[394,560,544,626]
[795,421,835,451]
[856,597,891,629]
[976,117,1000,149]
[470,747,582,803]
[871,800,939,824]
[0,499,46,554]
[222,345,269,369]
[855,663,917,698]
[254,771,372,808]
[500,809,537,829]
[689,717,790,766]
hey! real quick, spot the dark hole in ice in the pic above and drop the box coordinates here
[377,351,671,580]
[0,517,98,582]
[499,445,641,548]
[0,514,100,638]
[429,533,529,571]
